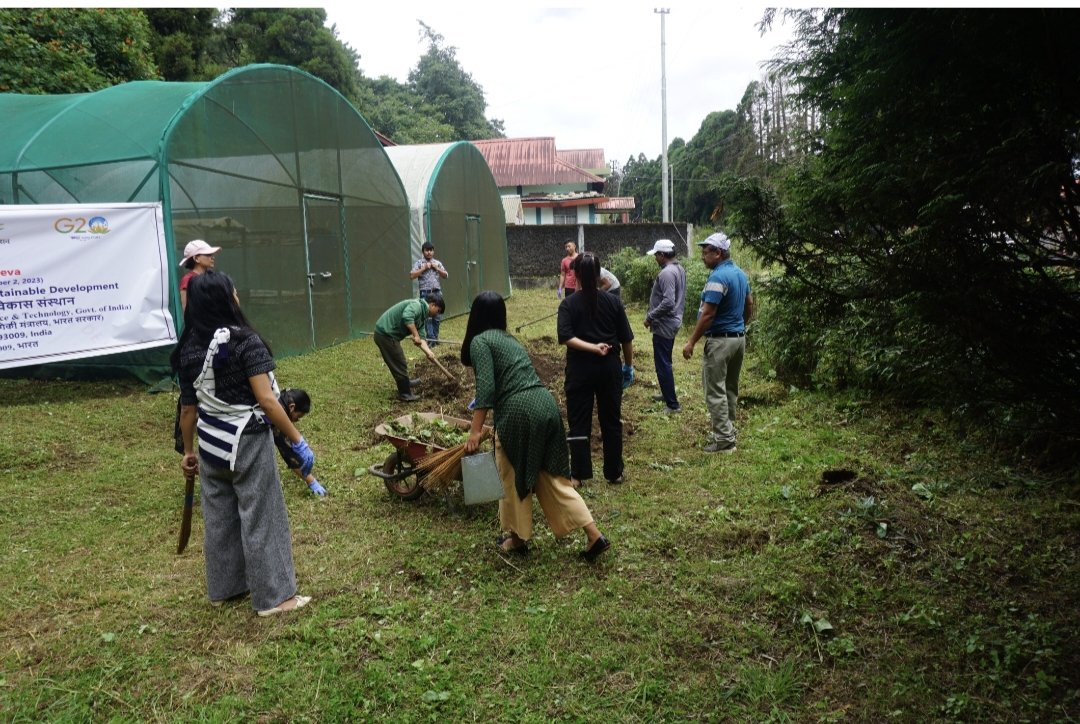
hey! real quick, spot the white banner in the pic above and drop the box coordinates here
[0,203,177,369]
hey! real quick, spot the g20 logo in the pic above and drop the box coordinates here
[54,216,110,234]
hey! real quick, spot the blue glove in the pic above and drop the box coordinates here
[622,364,635,389]
[557,289,563,300]
[467,397,477,411]
[307,479,327,496]
[290,437,315,477]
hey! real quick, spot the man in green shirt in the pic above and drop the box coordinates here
[373,294,445,402]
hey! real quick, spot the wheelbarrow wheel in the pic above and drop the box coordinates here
[382,450,425,500]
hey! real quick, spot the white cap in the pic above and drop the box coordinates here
[644,239,675,255]
[179,239,221,266]
[697,232,731,251]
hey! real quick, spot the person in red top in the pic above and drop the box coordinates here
[178,239,221,311]
[558,240,579,299]
[173,239,222,455]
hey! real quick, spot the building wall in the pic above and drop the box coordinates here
[506,222,694,280]
[500,184,606,226]
[525,204,607,226]
[529,206,589,225]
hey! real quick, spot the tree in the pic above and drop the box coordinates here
[354,75,456,144]
[673,110,744,224]
[407,22,503,140]
[725,9,1080,445]
[144,8,219,81]
[619,154,664,222]
[0,8,159,93]
[223,8,361,98]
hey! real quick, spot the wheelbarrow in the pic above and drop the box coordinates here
[368,412,474,500]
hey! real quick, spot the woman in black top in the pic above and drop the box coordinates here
[556,253,634,485]
[172,271,314,616]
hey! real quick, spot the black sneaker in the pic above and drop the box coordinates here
[398,392,420,402]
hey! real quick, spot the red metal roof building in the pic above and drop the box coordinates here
[472,137,634,225]
[556,148,609,177]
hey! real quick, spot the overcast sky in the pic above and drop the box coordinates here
[324,3,794,170]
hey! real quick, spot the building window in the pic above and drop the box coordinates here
[553,206,577,224]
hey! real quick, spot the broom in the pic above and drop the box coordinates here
[417,430,491,493]
[416,443,467,493]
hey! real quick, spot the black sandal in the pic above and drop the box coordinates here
[579,535,611,562]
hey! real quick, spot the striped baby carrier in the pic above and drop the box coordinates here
[194,327,278,470]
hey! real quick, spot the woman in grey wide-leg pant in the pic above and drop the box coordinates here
[201,427,296,611]
[174,270,314,616]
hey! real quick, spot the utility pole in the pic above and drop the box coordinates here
[655,8,669,223]
[669,159,676,221]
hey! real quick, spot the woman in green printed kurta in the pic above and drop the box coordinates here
[462,292,610,561]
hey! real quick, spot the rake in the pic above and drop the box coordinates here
[513,310,559,333]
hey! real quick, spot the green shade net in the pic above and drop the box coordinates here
[384,141,512,318]
[0,64,411,382]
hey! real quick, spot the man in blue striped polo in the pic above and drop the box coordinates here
[682,232,754,453]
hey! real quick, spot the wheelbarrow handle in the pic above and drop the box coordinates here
[367,462,415,483]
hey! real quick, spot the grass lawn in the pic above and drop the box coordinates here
[1,287,1077,721]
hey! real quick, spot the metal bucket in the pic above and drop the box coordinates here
[461,452,504,505]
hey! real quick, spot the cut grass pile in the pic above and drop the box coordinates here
[0,287,1077,721]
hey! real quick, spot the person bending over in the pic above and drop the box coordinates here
[273,388,327,496]
[372,294,445,402]
[462,291,610,562]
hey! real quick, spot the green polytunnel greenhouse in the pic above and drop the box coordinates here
[383,142,511,318]
[0,64,411,381]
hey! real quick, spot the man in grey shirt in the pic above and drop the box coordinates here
[643,239,687,412]
[409,241,448,344]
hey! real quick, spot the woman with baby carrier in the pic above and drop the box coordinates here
[172,270,315,616]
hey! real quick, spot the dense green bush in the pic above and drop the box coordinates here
[605,247,657,304]
[681,257,711,328]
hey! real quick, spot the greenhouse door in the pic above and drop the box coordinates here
[464,215,481,302]
[303,194,349,348]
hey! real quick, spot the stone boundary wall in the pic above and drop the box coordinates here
[507,223,694,283]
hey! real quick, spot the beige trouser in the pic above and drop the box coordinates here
[702,336,744,444]
[495,439,593,541]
